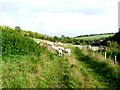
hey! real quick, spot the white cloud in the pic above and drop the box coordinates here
[0,13,15,27]
[0,0,119,37]
[18,8,31,16]
[35,9,118,36]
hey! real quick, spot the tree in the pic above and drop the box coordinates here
[65,36,72,43]
[113,31,120,45]
[53,36,59,42]
[61,35,65,40]
[15,26,21,30]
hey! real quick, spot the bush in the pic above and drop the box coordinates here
[2,26,46,57]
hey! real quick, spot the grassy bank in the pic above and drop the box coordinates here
[1,26,120,88]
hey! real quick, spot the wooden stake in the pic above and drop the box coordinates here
[105,52,106,60]
[114,55,117,64]
[74,59,75,64]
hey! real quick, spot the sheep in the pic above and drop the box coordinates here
[34,39,40,44]
[87,45,91,49]
[51,45,62,56]
[58,49,62,56]
[46,41,54,46]
[51,45,59,51]
[64,48,71,55]
[91,46,99,51]
[58,46,64,51]
[56,42,64,46]
[73,45,82,49]
[78,45,83,49]
[36,41,40,44]
[83,45,87,48]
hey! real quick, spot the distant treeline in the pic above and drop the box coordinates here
[101,30,120,46]
[75,33,115,38]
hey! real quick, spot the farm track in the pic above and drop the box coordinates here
[2,41,120,88]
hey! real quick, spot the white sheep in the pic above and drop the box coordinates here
[46,41,54,46]
[58,46,64,51]
[87,45,91,49]
[64,49,71,55]
[58,49,62,56]
[91,46,99,51]
[78,45,83,49]
[73,45,82,49]
[51,45,59,51]
[56,42,64,46]
[51,45,63,56]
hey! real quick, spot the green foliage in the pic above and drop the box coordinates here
[113,31,120,45]
[107,41,119,48]
[74,47,120,88]
[73,39,87,45]
[105,51,120,64]
[73,39,80,45]
[64,36,73,43]
[61,35,65,40]
[101,40,120,64]
[61,35,73,43]
[1,26,46,56]
[53,36,61,42]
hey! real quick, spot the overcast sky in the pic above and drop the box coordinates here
[0,0,119,37]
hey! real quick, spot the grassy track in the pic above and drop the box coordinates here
[2,46,120,88]
[2,44,120,88]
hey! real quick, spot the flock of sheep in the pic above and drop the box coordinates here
[51,45,70,56]
[73,44,106,52]
[34,38,106,57]
[34,39,71,56]
[46,41,71,56]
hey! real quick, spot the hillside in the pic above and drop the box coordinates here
[74,33,114,40]
[1,26,120,88]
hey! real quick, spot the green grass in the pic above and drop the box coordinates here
[75,34,114,40]
[2,48,77,88]
[0,56,2,89]
[73,47,120,88]
[2,46,120,88]
[2,26,120,88]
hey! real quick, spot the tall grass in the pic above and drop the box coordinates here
[2,50,78,88]
[74,47,120,88]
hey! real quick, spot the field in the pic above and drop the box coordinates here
[2,46,120,88]
[1,26,120,88]
[75,34,114,40]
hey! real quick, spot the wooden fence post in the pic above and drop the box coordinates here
[73,58,75,64]
[105,52,106,60]
[114,55,117,64]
